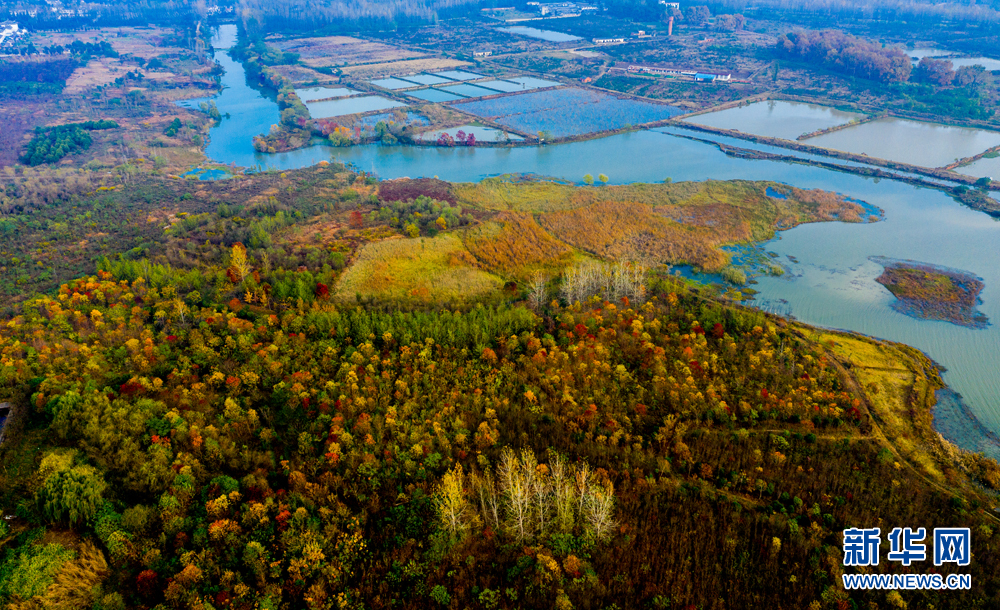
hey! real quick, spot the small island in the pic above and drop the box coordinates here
[873,257,989,329]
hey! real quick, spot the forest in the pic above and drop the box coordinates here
[19,121,120,167]
[775,30,912,84]
[0,162,999,609]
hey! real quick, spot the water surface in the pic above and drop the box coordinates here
[371,77,416,90]
[685,100,864,141]
[431,70,484,81]
[805,117,1000,168]
[407,88,464,103]
[294,86,358,102]
[415,124,523,142]
[304,95,405,119]
[399,74,452,86]
[439,83,499,98]
[499,26,583,42]
[955,155,1000,179]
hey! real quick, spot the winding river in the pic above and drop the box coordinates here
[190,26,1000,459]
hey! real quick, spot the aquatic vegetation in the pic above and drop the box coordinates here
[873,257,989,328]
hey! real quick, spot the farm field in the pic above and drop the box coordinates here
[270,64,339,85]
[334,234,503,304]
[29,26,182,59]
[269,36,425,67]
[303,95,406,119]
[340,57,470,79]
[454,87,682,137]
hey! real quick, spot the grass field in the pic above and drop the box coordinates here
[270,36,426,68]
[271,64,341,85]
[334,235,503,304]
[341,58,470,80]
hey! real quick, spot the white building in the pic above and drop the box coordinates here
[0,21,21,47]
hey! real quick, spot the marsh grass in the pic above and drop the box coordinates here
[454,178,873,273]
[464,212,573,277]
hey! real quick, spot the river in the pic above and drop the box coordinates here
[190,26,1000,459]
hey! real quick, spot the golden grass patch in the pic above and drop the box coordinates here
[453,178,872,270]
[464,212,572,277]
[335,235,502,304]
[808,330,947,483]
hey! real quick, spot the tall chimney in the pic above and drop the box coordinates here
[668,16,674,36]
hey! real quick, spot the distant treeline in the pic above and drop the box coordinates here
[238,0,478,33]
[20,120,119,167]
[709,0,1000,24]
[776,29,912,83]
[0,58,78,95]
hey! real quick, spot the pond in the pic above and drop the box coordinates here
[371,77,417,90]
[406,88,464,103]
[499,26,583,42]
[398,73,453,86]
[303,95,406,119]
[804,117,1000,168]
[293,86,359,102]
[190,27,1000,459]
[438,83,500,98]
[415,124,523,142]
[955,154,1000,179]
[947,57,1000,71]
[454,87,682,137]
[683,100,865,142]
[431,70,484,81]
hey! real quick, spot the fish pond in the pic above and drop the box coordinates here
[804,117,1000,168]
[684,100,864,141]
[438,83,500,98]
[415,124,523,142]
[398,73,453,86]
[406,88,464,103]
[371,77,417,90]
[303,95,406,119]
[293,86,358,102]
[955,153,1000,179]
[455,87,682,137]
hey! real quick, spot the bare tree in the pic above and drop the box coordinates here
[583,479,617,541]
[471,470,500,531]
[528,271,548,310]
